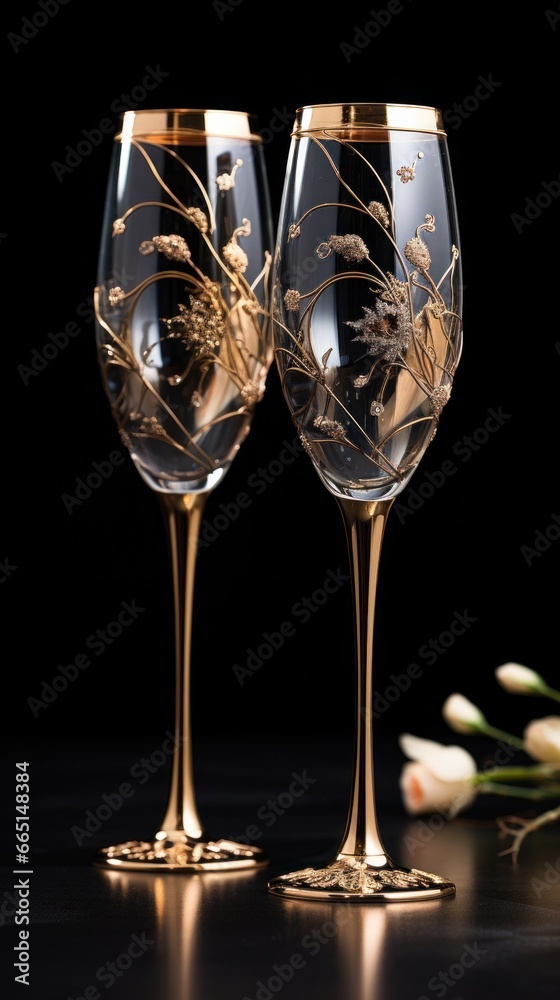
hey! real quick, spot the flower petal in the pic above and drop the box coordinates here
[442,693,486,734]
[399,761,477,816]
[495,662,546,695]
[523,716,560,762]
[399,733,477,782]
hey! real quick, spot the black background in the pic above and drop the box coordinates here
[5,0,560,756]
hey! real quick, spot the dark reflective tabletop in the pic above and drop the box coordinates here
[2,736,559,1000]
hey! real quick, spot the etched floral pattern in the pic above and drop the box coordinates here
[273,137,462,494]
[94,141,271,485]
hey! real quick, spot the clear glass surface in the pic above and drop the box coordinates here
[273,107,462,502]
[96,110,273,494]
[93,109,273,872]
[269,103,464,901]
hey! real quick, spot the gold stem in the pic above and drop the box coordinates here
[156,492,207,840]
[336,496,394,860]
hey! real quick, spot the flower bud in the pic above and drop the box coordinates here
[495,662,548,695]
[523,717,560,762]
[442,693,487,735]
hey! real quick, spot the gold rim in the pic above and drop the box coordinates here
[293,103,445,137]
[117,109,262,144]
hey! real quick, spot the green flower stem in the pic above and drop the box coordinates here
[476,723,525,749]
[476,782,560,801]
[472,764,560,785]
[542,684,560,704]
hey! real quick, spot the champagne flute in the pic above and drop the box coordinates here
[93,109,273,871]
[269,103,463,900]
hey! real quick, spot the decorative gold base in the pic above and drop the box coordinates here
[268,855,455,902]
[93,835,269,872]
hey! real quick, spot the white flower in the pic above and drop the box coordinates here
[442,693,487,735]
[523,717,560,762]
[495,662,548,696]
[398,734,478,817]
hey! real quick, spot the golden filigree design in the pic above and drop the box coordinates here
[94,141,271,480]
[276,860,451,893]
[396,150,424,182]
[99,839,261,865]
[275,140,462,487]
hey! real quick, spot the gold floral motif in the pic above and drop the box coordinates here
[273,142,462,487]
[95,146,271,473]
[284,289,301,312]
[108,286,125,306]
[277,860,450,893]
[223,241,248,273]
[99,839,258,865]
[396,150,424,183]
[368,201,390,227]
[216,157,243,191]
[185,207,209,233]
[148,234,191,263]
[313,415,346,441]
[317,233,369,262]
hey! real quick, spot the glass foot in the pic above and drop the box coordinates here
[93,834,269,872]
[268,855,455,902]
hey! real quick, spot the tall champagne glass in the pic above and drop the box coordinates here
[93,109,273,871]
[269,103,463,900]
